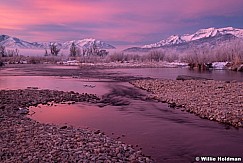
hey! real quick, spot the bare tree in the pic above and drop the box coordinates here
[108,52,127,62]
[44,49,48,56]
[76,48,81,56]
[70,42,77,57]
[15,49,19,56]
[181,45,212,69]
[91,43,99,56]
[7,49,14,57]
[50,43,60,56]
[97,50,108,57]
[164,52,179,62]
[85,43,99,56]
[149,50,165,62]
[0,46,6,57]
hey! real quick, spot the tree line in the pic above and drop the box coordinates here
[47,42,108,57]
[181,39,243,69]
[0,46,19,57]
[0,42,108,58]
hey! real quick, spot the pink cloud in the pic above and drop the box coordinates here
[1,0,243,46]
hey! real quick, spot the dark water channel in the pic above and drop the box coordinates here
[1,65,243,162]
[103,67,243,81]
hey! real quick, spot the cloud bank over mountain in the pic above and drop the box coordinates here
[1,0,243,48]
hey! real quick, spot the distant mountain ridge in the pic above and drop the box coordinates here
[0,35,115,49]
[0,35,41,49]
[142,27,243,48]
[61,38,115,49]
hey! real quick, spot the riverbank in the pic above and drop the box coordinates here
[0,89,152,162]
[78,61,188,69]
[130,79,243,128]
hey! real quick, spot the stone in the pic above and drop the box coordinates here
[237,64,243,72]
[17,107,29,114]
[60,126,68,129]
[168,102,176,108]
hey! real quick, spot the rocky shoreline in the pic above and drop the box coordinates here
[0,89,153,163]
[130,79,243,128]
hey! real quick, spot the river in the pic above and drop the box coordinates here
[1,65,243,162]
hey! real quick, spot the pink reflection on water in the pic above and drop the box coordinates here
[28,102,153,139]
[0,76,110,96]
[29,103,122,129]
[28,101,243,162]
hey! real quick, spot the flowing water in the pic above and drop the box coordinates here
[1,65,243,162]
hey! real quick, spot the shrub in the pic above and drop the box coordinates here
[148,50,165,62]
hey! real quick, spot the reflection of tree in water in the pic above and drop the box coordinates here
[99,84,147,107]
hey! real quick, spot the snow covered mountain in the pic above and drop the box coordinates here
[142,27,243,48]
[0,35,44,49]
[61,38,115,49]
[0,35,115,49]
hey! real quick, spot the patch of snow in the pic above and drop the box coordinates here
[212,62,228,70]
[63,60,80,66]
[162,61,188,68]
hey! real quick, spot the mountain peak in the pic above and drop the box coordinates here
[82,38,96,41]
[196,27,216,33]
[220,27,234,31]
[0,35,10,42]
[62,38,115,49]
[142,27,243,49]
[191,27,220,40]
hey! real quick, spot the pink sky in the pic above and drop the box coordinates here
[1,0,243,48]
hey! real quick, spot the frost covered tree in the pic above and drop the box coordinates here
[0,46,6,57]
[149,50,165,62]
[44,49,48,56]
[50,43,60,56]
[70,42,77,57]
[181,46,212,69]
[15,49,19,56]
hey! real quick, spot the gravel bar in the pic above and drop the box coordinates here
[0,89,153,163]
[130,79,243,128]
